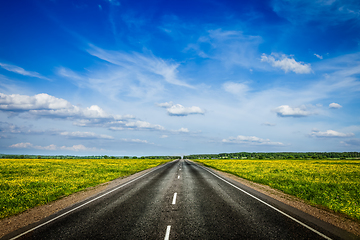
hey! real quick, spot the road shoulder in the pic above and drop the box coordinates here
[0,167,156,239]
[204,164,360,237]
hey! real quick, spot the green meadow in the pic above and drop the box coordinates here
[0,158,171,219]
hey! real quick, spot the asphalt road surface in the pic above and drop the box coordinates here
[3,160,359,240]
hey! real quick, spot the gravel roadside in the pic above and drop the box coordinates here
[211,167,360,237]
[0,167,155,238]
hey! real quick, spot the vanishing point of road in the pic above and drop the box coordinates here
[2,160,359,240]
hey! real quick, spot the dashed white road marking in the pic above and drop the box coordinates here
[178,175,180,179]
[172,193,177,205]
[164,225,171,240]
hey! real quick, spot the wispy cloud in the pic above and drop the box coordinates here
[104,120,167,132]
[0,63,50,80]
[309,129,354,138]
[9,142,98,151]
[262,122,276,126]
[187,29,263,70]
[121,138,151,144]
[222,135,284,145]
[341,139,360,146]
[222,82,250,95]
[261,53,312,74]
[272,0,360,25]
[314,53,323,59]
[107,0,120,6]
[0,122,48,135]
[87,45,194,88]
[58,45,195,102]
[60,131,114,139]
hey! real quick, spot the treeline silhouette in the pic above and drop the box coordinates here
[185,152,360,160]
[0,154,180,160]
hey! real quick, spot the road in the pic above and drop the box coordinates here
[2,159,358,240]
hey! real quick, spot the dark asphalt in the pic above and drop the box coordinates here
[3,160,359,240]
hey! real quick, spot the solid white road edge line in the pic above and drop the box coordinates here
[195,162,333,240]
[9,162,171,240]
[164,225,171,240]
[172,193,177,205]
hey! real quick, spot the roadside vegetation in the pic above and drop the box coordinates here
[0,158,171,219]
[194,159,360,221]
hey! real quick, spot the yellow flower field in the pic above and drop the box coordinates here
[194,159,360,220]
[0,158,171,219]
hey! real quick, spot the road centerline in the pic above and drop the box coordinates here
[172,193,177,205]
[164,225,171,240]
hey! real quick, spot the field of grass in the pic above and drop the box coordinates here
[194,159,360,221]
[0,158,171,219]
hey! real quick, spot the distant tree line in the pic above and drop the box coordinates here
[184,152,360,160]
[0,154,180,160]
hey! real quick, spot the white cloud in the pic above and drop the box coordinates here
[314,53,323,59]
[0,92,167,132]
[157,101,204,116]
[0,63,50,80]
[60,144,98,151]
[9,142,57,150]
[329,102,342,109]
[160,135,168,138]
[124,121,165,130]
[9,142,33,148]
[166,104,204,116]
[121,138,150,144]
[0,93,72,111]
[222,82,249,95]
[222,135,284,145]
[60,131,114,139]
[38,144,58,150]
[309,129,354,138]
[261,53,312,74]
[157,101,174,108]
[174,127,189,133]
[274,105,313,117]
[0,92,117,120]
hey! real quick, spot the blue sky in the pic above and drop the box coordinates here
[0,0,360,156]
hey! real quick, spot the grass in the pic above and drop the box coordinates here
[0,158,171,219]
[194,159,360,221]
